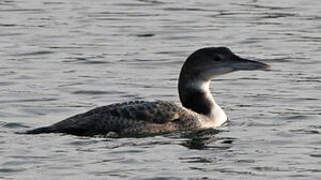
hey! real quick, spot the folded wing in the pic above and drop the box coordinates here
[25,101,184,136]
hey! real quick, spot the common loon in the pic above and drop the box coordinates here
[25,47,270,137]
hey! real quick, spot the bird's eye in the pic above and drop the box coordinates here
[213,56,222,61]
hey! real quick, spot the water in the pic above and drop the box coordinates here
[1,0,321,179]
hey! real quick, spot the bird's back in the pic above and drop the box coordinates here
[25,101,201,137]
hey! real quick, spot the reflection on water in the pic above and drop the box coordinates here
[1,0,321,179]
[178,129,229,150]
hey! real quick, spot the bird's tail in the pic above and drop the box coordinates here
[23,126,55,134]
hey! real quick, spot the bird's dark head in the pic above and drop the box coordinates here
[180,47,271,81]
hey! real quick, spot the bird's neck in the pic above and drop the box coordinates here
[178,76,227,127]
[179,78,214,116]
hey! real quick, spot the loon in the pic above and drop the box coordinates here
[25,47,270,137]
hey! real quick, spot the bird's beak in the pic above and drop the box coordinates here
[232,57,271,71]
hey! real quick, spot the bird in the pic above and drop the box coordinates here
[25,47,270,137]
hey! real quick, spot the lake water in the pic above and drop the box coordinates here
[1,0,321,179]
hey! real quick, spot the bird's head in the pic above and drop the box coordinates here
[180,47,270,81]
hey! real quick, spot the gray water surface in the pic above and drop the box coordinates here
[1,0,321,179]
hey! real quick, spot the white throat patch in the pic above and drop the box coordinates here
[186,79,228,128]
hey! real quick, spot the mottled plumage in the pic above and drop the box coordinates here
[26,101,202,136]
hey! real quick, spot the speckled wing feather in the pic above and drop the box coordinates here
[26,101,188,136]
[73,100,182,123]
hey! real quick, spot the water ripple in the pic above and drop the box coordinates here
[73,90,125,95]
[0,122,29,129]
[14,51,54,56]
